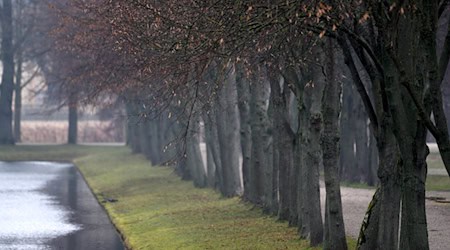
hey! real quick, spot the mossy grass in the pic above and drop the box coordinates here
[339,151,450,191]
[424,152,450,191]
[0,145,360,249]
[340,181,376,190]
[427,152,445,169]
[426,175,450,192]
[341,177,450,192]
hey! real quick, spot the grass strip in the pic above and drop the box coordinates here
[0,145,357,249]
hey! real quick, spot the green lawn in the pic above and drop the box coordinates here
[339,152,450,191]
[0,145,354,250]
[426,175,450,191]
[427,152,445,169]
[342,176,450,192]
[425,152,450,191]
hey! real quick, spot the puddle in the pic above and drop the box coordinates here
[0,161,124,250]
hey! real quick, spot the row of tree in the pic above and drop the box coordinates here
[0,0,78,144]
[0,0,101,145]
[5,1,449,250]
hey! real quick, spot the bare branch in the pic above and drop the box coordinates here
[341,27,385,79]
[439,0,450,18]
[20,66,40,88]
[338,35,379,135]
[439,15,450,81]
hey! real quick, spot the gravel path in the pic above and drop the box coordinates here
[324,185,450,250]
[429,168,449,175]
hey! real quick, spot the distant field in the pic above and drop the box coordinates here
[20,120,124,143]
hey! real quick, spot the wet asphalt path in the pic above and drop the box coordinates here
[0,161,124,250]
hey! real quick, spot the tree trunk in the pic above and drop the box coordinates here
[322,40,347,250]
[0,0,15,144]
[269,75,294,220]
[248,70,271,205]
[339,34,402,250]
[399,124,428,250]
[125,101,142,154]
[14,63,22,143]
[376,134,401,250]
[208,107,225,192]
[266,82,277,214]
[297,95,311,239]
[357,186,380,250]
[284,66,323,246]
[387,79,428,250]
[156,114,173,164]
[366,134,379,186]
[286,92,298,226]
[138,118,152,160]
[203,116,217,188]
[68,95,78,144]
[148,119,161,164]
[354,102,368,183]
[430,6,450,177]
[340,81,357,182]
[389,10,429,249]
[186,111,207,188]
[357,128,401,250]
[304,67,325,247]
[340,64,371,184]
[215,64,242,197]
[236,63,252,201]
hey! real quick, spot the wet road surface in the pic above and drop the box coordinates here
[0,161,124,250]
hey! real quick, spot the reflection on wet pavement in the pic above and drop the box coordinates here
[0,162,124,250]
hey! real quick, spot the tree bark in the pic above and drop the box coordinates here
[340,36,402,250]
[423,1,450,177]
[264,86,275,213]
[148,119,161,164]
[304,67,325,247]
[209,107,225,192]
[138,117,156,162]
[186,111,207,188]
[375,133,401,250]
[340,81,357,182]
[338,31,406,249]
[0,0,15,144]
[366,134,379,186]
[14,49,23,142]
[248,69,271,205]
[215,64,242,196]
[322,40,347,250]
[156,114,173,164]
[354,103,368,183]
[68,95,78,144]
[203,114,217,188]
[14,59,22,142]
[389,8,429,249]
[284,66,323,246]
[357,129,401,250]
[125,101,142,154]
[269,74,294,220]
[236,63,253,201]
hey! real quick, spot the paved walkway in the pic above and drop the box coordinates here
[328,185,450,250]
